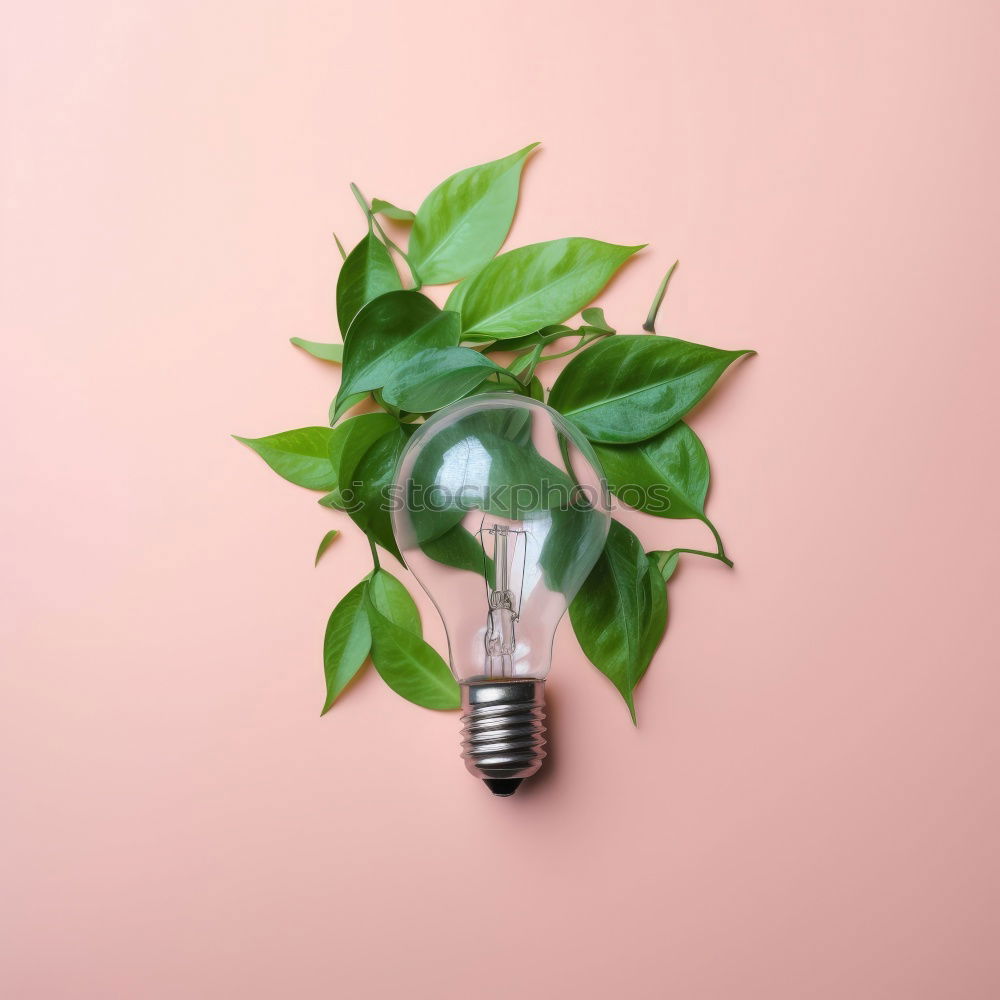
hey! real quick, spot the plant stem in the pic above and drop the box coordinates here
[333,232,347,261]
[702,516,731,565]
[537,334,590,360]
[518,344,544,384]
[496,370,530,394]
[643,259,679,333]
[558,435,582,489]
[368,537,381,570]
[350,183,421,289]
[536,330,612,362]
[667,547,734,569]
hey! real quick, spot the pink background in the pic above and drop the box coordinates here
[3,1,999,997]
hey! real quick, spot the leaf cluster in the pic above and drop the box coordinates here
[236,144,752,719]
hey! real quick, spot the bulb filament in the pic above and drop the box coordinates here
[482,524,526,678]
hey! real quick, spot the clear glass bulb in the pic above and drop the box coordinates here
[391,393,611,795]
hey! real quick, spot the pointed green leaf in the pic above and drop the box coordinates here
[569,520,657,722]
[486,325,575,353]
[549,336,753,444]
[445,275,474,315]
[580,307,615,334]
[291,338,343,363]
[367,568,421,635]
[322,579,372,713]
[408,143,538,284]
[366,594,460,710]
[329,390,368,426]
[318,490,347,511]
[337,291,461,407]
[460,238,643,339]
[372,198,415,222]
[419,522,495,581]
[638,553,668,685]
[592,422,709,520]
[650,550,680,582]
[314,529,340,566]
[346,424,413,561]
[381,347,507,412]
[329,412,400,485]
[506,347,539,377]
[234,427,337,491]
[301,413,398,509]
[336,231,402,336]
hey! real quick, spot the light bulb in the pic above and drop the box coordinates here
[391,393,611,796]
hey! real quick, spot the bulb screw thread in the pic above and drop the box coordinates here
[460,680,547,793]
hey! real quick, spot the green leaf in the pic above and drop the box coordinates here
[336,231,402,336]
[581,307,615,334]
[404,403,605,596]
[366,593,461,710]
[403,407,534,568]
[314,529,339,566]
[500,328,563,352]
[290,338,343,363]
[337,291,461,407]
[329,412,400,486]
[313,413,398,511]
[458,378,513,403]
[650,550,680,582]
[638,553,668,684]
[537,498,610,598]
[234,427,337,491]
[549,336,753,444]
[372,390,401,419]
[329,390,368,426]
[318,490,347,511]
[592,422,709,520]
[460,238,643,339]
[507,348,539,376]
[484,325,575,354]
[444,276,474,315]
[408,143,538,284]
[381,347,507,412]
[371,198,415,222]
[569,520,658,722]
[322,579,372,713]
[367,568,421,635]
[419,523,495,582]
[346,424,413,561]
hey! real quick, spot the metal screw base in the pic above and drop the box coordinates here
[460,680,547,795]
